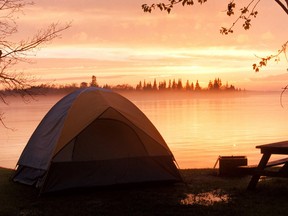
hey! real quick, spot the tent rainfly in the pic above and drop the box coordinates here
[13,87,182,193]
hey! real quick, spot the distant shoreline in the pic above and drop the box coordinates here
[1,87,284,99]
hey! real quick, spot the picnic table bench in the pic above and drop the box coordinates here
[237,157,288,175]
[246,141,288,190]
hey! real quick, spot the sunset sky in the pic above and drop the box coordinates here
[14,0,288,91]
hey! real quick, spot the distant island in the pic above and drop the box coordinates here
[2,75,244,96]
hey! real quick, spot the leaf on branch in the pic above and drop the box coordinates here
[252,41,288,72]
[142,4,153,13]
[243,18,251,30]
[186,0,194,6]
[197,0,207,4]
[221,0,261,34]
[240,7,249,14]
[220,27,233,35]
[252,63,259,72]
[141,0,207,13]
[250,11,258,17]
[227,2,236,16]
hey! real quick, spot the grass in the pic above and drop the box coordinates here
[1,167,288,216]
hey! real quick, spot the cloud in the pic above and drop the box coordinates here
[11,0,287,91]
[250,73,288,82]
[260,32,275,41]
[236,34,250,44]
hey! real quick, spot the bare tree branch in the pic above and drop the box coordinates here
[280,84,288,107]
[275,0,288,14]
[0,0,71,125]
[0,22,71,93]
[1,22,71,59]
[0,111,14,130]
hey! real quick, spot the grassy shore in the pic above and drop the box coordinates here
[1,167,288,216]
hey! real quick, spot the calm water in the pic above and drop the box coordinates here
[1,91,288,169]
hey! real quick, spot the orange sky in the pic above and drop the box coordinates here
[14,0,288,90]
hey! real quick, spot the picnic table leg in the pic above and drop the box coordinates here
[247,153,271,190]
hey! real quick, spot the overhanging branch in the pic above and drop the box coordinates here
[275,0,288,14]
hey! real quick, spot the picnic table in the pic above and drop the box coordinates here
[247,141,288,190]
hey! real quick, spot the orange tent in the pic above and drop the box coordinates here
[13,88,182,193]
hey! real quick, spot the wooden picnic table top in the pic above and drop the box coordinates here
[247,140,288,190]
[256,140,288,155]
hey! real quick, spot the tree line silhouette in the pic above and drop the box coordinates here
[134,78,240,91]
[60,76,242,92]
[1,75,242,96]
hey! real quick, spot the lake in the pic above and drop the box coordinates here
[1,90,288,169]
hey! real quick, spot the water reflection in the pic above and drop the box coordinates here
[180,190,230,206]
[1,92,288,169]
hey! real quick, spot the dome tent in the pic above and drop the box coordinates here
[13,87,182,193]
